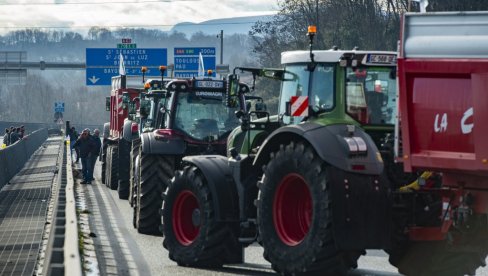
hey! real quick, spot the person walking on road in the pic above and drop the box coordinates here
[69,127,80,162]
[73,128,95,184]
[2,128,9,147]
[88,129,102,182]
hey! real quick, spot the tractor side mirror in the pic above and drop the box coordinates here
[225,74,239,108]
[105,96,110,111]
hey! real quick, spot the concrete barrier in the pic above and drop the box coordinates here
[0,128,49,189]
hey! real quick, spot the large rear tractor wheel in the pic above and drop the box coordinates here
[389,215,488,276]
[132,154,141,229]
[135,153,174,235]
[105,146,112,188]
[108,146,119,190]
[129,140,141,207]
[257,141,349,275]
[117,140,131,199]
[163,165,241,267]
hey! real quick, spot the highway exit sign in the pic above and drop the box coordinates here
[117,43,137,49]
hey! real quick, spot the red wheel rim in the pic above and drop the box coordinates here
[172,190,200,246]
[273,173,312,246]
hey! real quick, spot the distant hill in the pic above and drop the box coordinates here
[170,15,275,36]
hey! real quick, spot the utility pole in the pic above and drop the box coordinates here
[219,30,223,64]
[315,0,319,48]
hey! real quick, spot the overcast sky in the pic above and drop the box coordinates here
[0,0,278,35]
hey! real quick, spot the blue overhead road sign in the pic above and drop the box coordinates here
[86,48,167,85]
[86,48,167,67]
[174,47,216,77]
[174,56,216,71]
[174,47,216,56]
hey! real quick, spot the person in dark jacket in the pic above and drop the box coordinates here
[19,125,25,139]
[88,129,102,182]
[2,128,9,147]
[73,128,95,184]
[9,127,20,145]
[69,127,80,162]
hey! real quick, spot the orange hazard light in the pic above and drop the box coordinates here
[307,25,317,35]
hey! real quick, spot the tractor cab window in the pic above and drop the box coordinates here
[143,100,158,129]
[311,64,335,112]
[279,63,335,124]
[174,91,240,141]
[346,67,396,125]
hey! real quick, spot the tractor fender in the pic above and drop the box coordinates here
[182,155,239,222]
[122,119,137,142]
[253,123,383,175]
[140,131,187,155]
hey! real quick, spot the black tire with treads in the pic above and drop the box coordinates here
[117,140,131,199]
[135,153,174,235]
[129,139,140,207]
[108,146,119,190]
[162,165,241,267]
[257,141,349,275]
[105,146,112,188]
[390,215,488,276]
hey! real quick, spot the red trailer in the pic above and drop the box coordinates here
[101,76,142,192]
[391,11,488,275]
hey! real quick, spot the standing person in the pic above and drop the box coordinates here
[2,128,9,147]
[73,128,95,184]
[69,127,79,162]
[19,125,25,139]
[9,127,20,145]
[89,129,102,182]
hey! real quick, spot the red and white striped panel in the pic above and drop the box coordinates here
[117,95,124,115]
[290,96,309,117]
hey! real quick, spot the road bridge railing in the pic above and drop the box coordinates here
[0,128,48,188]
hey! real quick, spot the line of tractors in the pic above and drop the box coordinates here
[100,11,488,276]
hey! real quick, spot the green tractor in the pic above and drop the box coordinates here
[161,27,398,274]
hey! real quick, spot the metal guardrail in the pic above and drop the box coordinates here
[44,140,82,276]
[0,128,48,188]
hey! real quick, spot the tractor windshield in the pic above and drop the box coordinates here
[345,67,396,125]
[279,63,335,124]
[174,91,240,141]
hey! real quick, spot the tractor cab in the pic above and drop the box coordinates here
[278,49,397,128]
[138,78,172,133]
[142,72,250,156]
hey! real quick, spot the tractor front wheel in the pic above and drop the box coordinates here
[162,165,241,267]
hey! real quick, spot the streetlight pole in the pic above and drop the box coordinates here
[219,30,223,64]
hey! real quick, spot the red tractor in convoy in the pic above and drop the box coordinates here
[160,12,488,276]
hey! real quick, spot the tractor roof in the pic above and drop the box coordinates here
[281,49,396,65]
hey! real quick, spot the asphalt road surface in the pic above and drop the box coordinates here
[76,162,487,276]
